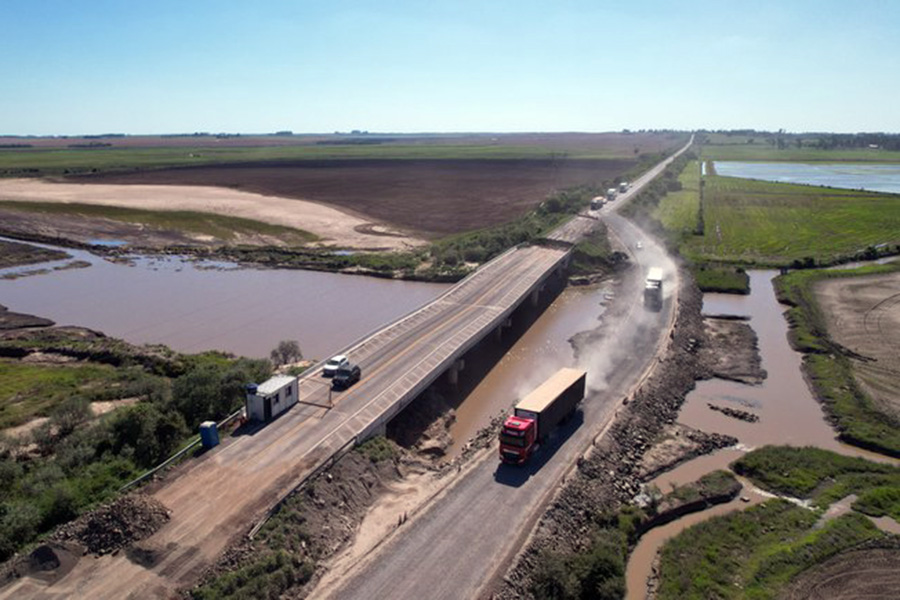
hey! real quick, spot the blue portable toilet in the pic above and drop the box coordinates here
[199,421,219,449]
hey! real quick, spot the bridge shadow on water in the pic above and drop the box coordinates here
[492,408,584,488]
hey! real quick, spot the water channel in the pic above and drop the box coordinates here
[714,161,900,195]
[0,241,447,361]
[624,269,899,599]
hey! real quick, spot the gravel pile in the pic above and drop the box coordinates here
[52,494,171,556]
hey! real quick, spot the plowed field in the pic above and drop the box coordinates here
[74,158,634,236]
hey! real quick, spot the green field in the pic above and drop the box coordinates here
[652,159,702,235]
[679,175,900,267]
[0,201,317,245]
[774,262,900,456]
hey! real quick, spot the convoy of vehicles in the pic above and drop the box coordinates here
[499,368,587,464]
[644,267,664,311]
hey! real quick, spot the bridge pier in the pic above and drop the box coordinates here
[494,317,513,342]
[446,358,466,386]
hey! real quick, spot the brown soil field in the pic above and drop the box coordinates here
[780,546,900,600]
[71,158,635,237]
[814,270,900,420]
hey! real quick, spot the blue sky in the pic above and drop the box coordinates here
[2,0,898,135]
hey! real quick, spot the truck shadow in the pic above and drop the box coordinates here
[492,409,584,488]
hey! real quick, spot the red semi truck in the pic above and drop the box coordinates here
[499,368,587,464]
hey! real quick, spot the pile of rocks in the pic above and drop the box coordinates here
[707,403,760,423]
[52,494,171,556]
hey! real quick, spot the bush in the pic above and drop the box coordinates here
[109,403,188,468]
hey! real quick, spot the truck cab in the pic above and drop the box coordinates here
[499,415,537,464]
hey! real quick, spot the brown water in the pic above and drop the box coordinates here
[0,243,448,359]
[625,269,899,599]
[447,282,617,456]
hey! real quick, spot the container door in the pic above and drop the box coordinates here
[264,397,272,421]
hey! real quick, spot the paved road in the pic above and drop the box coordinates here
[321,140,692,600]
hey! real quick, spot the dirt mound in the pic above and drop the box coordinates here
[52,494,171,556]
[780,543,900,600]
[699,316,767,384]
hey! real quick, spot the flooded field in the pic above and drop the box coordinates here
[715,161,900,194]
[0,241,447,360]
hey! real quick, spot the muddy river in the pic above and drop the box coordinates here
[0,241,447,360]
[624,269,898,599]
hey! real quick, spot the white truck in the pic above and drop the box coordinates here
[644,267,663,311]
[619,181,629,193]
[606,188,618,202]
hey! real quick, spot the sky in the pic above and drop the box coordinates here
[1,0,898,135]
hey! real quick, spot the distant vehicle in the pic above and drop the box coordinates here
[644,267,664,311]
[635,241,644,250]
[499,368,586,465]
[590,196,605,210]
[323,354,349,377]
[606,188,618,202]
[332,363,361,390]
[619,181,629,193]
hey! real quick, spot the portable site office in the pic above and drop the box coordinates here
[245,375,298,422]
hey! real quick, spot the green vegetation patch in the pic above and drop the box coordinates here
[699,132,900,162]
[692,265,750,294]
[0,201,317,245]
[732,446,900,510]
[0,359,124,429]
[679,175,900,267]
[774,263,900,456]
[656,499,884,600]
[191,550,314,600]
[0,327,271,563]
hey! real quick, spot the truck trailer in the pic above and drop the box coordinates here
[499,368,586,464]
[644,267,664,311]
